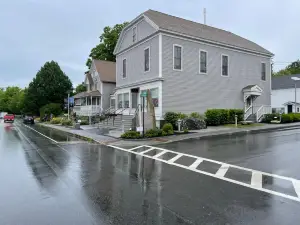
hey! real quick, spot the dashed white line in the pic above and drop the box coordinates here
[251,171,263,188]
[215,164,229,177]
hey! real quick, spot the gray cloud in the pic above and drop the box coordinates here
[0,0,299,88]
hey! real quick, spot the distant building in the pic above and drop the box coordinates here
[271,74,300,113]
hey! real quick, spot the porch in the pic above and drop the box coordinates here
[243,85,271,122]
[73,91,102,116]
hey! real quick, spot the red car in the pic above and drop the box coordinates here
[3,114,15,123]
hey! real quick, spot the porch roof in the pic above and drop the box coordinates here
[283,101,300,106]
[242,84,262,96]
[73,90,101,99]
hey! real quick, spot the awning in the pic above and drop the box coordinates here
[242,84,262,101]
[73,90,101,99]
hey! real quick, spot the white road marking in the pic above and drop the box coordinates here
[108,144,300,203]
[153,150,167,159]
[168,153,184,163]
[215,164,229,177]
[189,158,203,169]
[129,146,145,151]
[139,147,155,154]
[293,180,300,198]
[21,124,58,143]
[251,172,263,188]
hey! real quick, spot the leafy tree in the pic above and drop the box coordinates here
[74,83,87,95]
[0,87,25,114]
[273,60,300,76]
[86,22,128,68]
[23,61,73,114]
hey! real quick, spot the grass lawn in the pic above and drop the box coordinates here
[223,123,264,128]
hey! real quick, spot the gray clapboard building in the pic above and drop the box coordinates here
[113,9,273,124]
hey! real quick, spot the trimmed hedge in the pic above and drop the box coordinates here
[205,109,244,126]
[121,131,141,139]
[162,123,173,134]
[261,113,280,123]
[262,113,300,123]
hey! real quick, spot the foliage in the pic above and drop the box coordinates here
[40,103,62,119]
[182,118,206,130]
[121,131,141,139]
[145,128,162,138]
[50,117,62,124]
[164,112,180,129]
[162,131,167,136]
[183,128,189,133]
[189,112,206,120]
[61,119,73,126]
[80,120,89,125]
[261,113,280,123]
[178,112,188,119]
[0,87,25,114]
[23,61,73,115]
[162,123,174,134]
[86,22,128,68]
[273,60,300,76]
[281,114,292,123]
[205,109,245,126]
[74,83,86,95]
[35,117,40,122]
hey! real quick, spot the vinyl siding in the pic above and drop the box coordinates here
[161,35,271,114]
[118,19,156,52]
[271,88,300,113]
[116,35,159,88]
[102,82,116,110]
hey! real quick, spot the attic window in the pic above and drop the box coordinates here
[133,26,137,42]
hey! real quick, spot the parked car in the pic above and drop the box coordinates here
[3,114,15,123]
[23,115,35,124]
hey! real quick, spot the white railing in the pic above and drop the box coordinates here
[244,105,253,120]
[256,105,271,122]
[73,105,101,116]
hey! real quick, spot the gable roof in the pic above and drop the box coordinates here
[143,10,272,56]
[272,74,300,90]
[93,60,116,83]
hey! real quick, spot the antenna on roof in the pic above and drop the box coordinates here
[203,8,207,25]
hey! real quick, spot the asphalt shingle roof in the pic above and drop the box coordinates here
[93,60,116,83]
[272,74,300,90]
[143,10,273,56]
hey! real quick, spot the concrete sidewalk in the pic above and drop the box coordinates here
[37,122,300,147]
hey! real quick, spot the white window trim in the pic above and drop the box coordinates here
[173,44,183,71]
[261,61,266,81]
[144,46,151,73]
[221,54,229,77]
[199,49,208,75]
[122,58,127,79]
[132,25,137,43]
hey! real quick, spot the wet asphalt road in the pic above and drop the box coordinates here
[1,121,300,224]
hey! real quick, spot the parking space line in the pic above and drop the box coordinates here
[129,146,145,151]
[153,150,168,158]
[168,153,184,163]
[251,172,263,188]
[108,144,300,203]
[215,164,229,177]
[140,147,155,154]
[189,158,203,169]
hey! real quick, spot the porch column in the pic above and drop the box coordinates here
[251,96,254,114]
[86,97,87,106]
[91,96,92,105]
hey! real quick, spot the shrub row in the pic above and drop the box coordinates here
[50,117,73,126]
[164,112,205,129]
[262,113,300,123]
[205,109,244,126]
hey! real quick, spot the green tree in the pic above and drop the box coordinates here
[86,22,128,68]
[23,61,73,114]
[74,83,86,95]
[0,87,25,114]
[273,60,300,76]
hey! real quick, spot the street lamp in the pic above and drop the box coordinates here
[291,77,300,112]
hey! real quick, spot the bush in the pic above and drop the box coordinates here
[182,118,206,130]
[183,128,189,133]
[205,109,244,126]
[281,114,292,123]
[178,112,188,119]
[61,119,73,126]
[293,113,300,122]
[80,120,89,125]
[168,130,174,135]
[162,123,174,133]
[164,112,180,129]
[121,131,141,139]
[40,103,62,118]
[162,131,167,136]
[190,112,206,120]
[261,113,280,123]
[50,117,62,124]
[145,128,163,138]
[35,117,40,122]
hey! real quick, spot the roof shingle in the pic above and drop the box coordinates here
[93,60,116,83]
[272,74,300,90]
[143,10,272,56]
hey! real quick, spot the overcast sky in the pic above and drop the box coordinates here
[0,0,299,88]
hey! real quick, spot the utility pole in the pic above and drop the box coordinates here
[203,8,207,25]
[67,93,70,120]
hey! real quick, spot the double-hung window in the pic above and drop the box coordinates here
[122,59,127,78]
[200,50,207,73]
[221,55,229,76]
[261,63,266,81]
[173,45,182,70]
[144,47,150,72]
[133,26,137,42]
